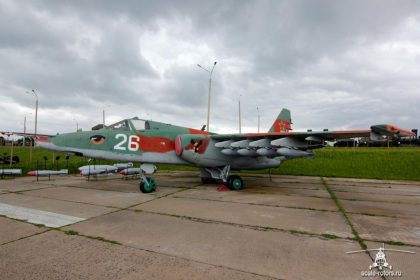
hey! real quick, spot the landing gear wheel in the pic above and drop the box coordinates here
[227,175,243,191]
[140,176,157,193]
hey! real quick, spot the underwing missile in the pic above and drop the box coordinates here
[79,165,118,176]
[0,169,22,175]
[277,148,313,158]
[119,168,141,175]
[27,169,68,176]
[78,165,117,171]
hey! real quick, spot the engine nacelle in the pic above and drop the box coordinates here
[175,134,210,162]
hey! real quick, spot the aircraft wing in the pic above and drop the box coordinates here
[210,124,415,157]
[0,131,50,137]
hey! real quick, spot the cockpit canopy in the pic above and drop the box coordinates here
[105,117,150,131]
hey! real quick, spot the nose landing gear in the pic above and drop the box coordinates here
[140,176,157,193]
[139,164,157,193]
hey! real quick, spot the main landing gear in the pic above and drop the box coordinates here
[139,164,157,193]
[201,165,244,191]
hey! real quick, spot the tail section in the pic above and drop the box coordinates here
[269,108,292,133]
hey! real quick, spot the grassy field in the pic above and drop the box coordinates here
[245,147,420,181]
[1,146,419,180]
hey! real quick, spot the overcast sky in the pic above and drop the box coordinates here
[1,0,419,135]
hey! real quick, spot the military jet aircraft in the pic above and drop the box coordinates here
[36,109,415,193]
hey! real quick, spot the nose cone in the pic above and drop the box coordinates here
[35,135,52,148]
[35,136,51,147]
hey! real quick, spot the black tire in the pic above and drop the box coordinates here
[201,177,217,184]
[227,175,244,191]
[139,177,157,193]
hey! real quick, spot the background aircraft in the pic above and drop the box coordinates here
[36,109,415,193]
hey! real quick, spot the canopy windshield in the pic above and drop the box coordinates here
[108,120,130,131]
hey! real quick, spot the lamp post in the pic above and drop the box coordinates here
[26,89,38,164]
[73,118,79,132]
[257,106,260,133]
[197,61,217,132]
[23,115,26,147]
[103,105,110,127]
[238,95,242,134]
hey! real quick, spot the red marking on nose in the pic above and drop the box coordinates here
[175,136,182,156]
[135,135,175,153]
[37,136,50,142]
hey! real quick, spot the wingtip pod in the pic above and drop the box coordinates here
[370,124,416,141]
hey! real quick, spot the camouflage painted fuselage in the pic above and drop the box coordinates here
[38,118,281,170]
[37,112,415,171]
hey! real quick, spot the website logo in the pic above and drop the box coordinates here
[346,243,415,278]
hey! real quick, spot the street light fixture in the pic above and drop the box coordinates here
[103,105,111,127]
[257,106,261,133]
[26,89,38,164]
[197,61,217,132]
[23,115,26,147]
[238,95,242,134]
[73,118,79,132]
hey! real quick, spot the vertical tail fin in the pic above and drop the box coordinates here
[269,108,292,133]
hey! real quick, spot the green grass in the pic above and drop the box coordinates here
[321,233,339,239]
[1,146,420,180]
[243,147,420,181]
[86,236,121,245]
[382,240,407,246]
[64,230,79,236]
[322,178,367,251]
[0,146,113,175]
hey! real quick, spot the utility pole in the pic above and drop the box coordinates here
[239,95,242,133]
[26,89,38,164]
[23,116,26,147]
[197,61,217,132]
[257,106,261,133]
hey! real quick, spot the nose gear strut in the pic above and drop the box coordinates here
[139,164,157,193]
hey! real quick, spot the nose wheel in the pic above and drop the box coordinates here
[140,176,156,193]
[138,163,158,193]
